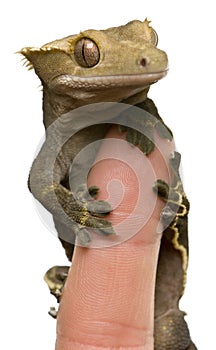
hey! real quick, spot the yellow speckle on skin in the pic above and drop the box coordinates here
[79,211,89,226]
[41,184,58,197]
[167,180,189,294]
[171,223,188,294]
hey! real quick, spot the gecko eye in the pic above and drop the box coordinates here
[74,38,100,68]
[152,29,158,46]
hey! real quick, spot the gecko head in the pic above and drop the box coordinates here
[19,19,168,104]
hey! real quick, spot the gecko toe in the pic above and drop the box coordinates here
[86,200,113,216]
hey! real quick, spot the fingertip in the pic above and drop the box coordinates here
[56,125,175,349]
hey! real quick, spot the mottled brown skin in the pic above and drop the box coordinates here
[21,19,196,349]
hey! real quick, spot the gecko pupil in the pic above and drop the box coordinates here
[140,58,148,67]
[74,38,100,68]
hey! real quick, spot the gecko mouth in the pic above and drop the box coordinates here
[50,70,168,92]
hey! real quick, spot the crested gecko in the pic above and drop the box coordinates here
[20,19,197,350]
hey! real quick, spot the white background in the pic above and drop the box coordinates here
[2,0,215,349]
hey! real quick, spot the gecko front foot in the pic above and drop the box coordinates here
[54,183,115,246]
[119,124,155,154]
[118,103,172,155]
[152,152,187,227]
[153,179,177,226]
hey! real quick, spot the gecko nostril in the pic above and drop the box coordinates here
[140,58,149,67]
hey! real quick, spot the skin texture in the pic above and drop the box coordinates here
[21,19,197,349]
